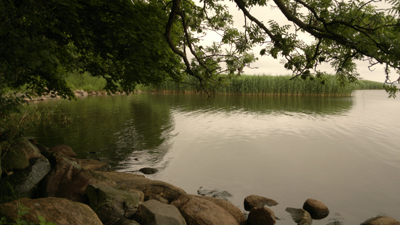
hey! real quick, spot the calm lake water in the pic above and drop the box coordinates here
[27,90,400,224]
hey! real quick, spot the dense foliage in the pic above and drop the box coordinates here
[0,0,184,99]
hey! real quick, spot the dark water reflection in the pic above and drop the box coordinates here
[27,91,400,224]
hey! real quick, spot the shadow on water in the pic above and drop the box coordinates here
[27,93,353,170]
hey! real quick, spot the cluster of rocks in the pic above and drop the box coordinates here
[23,89,129,102]
[0,137,399,225]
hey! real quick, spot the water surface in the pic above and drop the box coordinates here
[27,90,400,224]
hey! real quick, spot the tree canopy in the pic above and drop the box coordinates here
[165,0,400,95]
[0,0,400,98]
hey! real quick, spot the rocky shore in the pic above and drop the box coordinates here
[1,138,399,225]
[23,89,130,102]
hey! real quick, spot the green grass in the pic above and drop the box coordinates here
[64,71,107,92]
[143,74,382,97]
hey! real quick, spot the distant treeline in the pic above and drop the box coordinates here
[138,74,384,97]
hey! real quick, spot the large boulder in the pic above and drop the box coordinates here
[39,153,115,203]
[134,199,186,225]
[1,137,43,171]
[49,145,77,158]
[246,207,276,225]
[0,197,103,225]
[361,216,400,225]
[171,194,239,225]
[243,195,278,211]
[86,184,143,224]
[97,171,186,203]
[191,195,246,225]
[286,207,312,225]
[3,157,51,199]
[302,198,329,219]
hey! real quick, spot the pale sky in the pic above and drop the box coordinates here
[195,1,395,83]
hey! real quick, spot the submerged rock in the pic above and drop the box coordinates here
[139,167,159,174]
[286,207,312,225]
[197,186,233,201]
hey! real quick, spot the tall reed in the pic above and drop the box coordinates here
[146,74,367,97]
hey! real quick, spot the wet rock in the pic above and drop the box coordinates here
[302,198,329,219]
[86,184,143,224]
[139,167,159,174]
[244,195,278,211]
[247,207,276,225]
[191,195,246,225]
[197,186,233,201]
[0,197,103,225]
[134,199,186,225]
[361,216,400,225]
[286,207,312,225]
[172,194,239,225]
[77,158,110,171]
[1,137,43,171]
[49,145,77,158]
[97,171,186,203]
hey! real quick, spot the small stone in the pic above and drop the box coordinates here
[139,167,158,174]
[302,198,329,219]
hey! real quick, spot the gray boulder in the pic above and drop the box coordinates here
[134,199,186,225]
[6,157,52,198]
[86,184,144,225]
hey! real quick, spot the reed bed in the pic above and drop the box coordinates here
[144,74,373,97]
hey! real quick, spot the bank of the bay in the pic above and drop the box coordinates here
[1,136,399,225]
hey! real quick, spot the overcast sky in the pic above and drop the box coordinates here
[196,1,394,83]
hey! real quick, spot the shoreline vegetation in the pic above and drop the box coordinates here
[4,72,385,99]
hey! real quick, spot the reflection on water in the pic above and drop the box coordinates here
[27,90,400,224]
